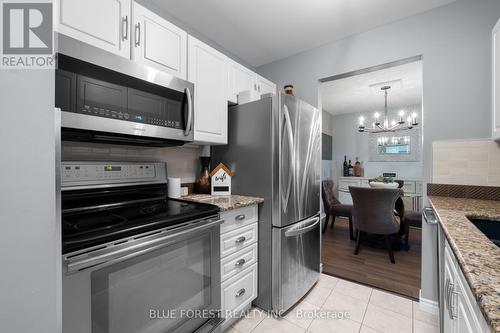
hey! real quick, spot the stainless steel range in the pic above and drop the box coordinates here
[61,161,223,333]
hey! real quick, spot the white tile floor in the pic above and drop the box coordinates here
[225,274,439,333]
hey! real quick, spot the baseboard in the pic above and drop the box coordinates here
[419,290,439,314]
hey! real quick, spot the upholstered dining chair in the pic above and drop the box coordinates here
[349,186,402,264]
[321,180,354,240]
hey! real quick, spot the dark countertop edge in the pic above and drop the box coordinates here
[428,197,499,333]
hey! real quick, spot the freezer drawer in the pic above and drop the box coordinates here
[272,215,321,313]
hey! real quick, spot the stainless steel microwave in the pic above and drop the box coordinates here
[55,35,194,146]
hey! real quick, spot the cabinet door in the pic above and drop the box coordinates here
[456,290,477,333]
[493,18,500,140]
[188,36,228,144]
[443,248,456,333]
[132,3,187,79]
[55,0,131,58]
[257,75,276,95]
[228,61,256,102]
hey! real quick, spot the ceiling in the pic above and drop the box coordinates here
[321,60,423,115]
[147,0,456,67]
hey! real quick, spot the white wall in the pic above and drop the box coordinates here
[0,70,58,333]
[62,142,204,183]
[257,0,500,303]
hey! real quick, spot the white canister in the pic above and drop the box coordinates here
[168,178,181,198]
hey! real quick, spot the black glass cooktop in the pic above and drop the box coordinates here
[62,184,219,254]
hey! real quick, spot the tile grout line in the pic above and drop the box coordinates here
[360,288,374,328]
[412,301,415,333]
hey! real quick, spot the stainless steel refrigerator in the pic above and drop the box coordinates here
[212,92,321,314]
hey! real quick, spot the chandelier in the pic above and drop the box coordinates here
[358,86,418,133]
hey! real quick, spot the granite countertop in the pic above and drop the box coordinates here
[428,196,500,332]
[183,194,264,211]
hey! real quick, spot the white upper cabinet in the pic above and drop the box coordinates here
[188,36,228,144]
[54,0,131,58]
[227,61,277,103]
[132,3,187,79]
[228,60,256,103]
[256,75,277,95]
[493,18,500,141]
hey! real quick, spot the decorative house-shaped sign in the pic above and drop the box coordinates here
[210,163,233,196]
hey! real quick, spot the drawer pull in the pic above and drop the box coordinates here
[235,214,246,221]
[235,259,246,267]
[235,288,246,298]
[235,236,246,244]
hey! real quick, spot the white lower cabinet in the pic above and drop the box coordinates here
[441,239,490,333]
[219,205,259,330]
[337,177,423,211]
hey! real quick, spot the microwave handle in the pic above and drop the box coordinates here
[184,87,193,136]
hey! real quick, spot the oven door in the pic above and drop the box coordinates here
[62,218,222,333]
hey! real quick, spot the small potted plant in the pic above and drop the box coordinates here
[369,176,399,188]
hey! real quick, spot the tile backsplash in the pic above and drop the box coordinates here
[62,141,204,183]
[432,140,500,186]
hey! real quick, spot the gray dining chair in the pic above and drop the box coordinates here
[349,186,402,264]
[321,180,354,239]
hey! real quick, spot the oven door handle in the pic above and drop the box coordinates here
[65,219,222,273]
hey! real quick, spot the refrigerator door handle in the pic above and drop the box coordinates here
[285,216,319,237]
[282,104,295,212]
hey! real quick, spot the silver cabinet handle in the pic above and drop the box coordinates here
[258,84,261,92]
[253,83,257,91]
[235,236,246,244]
[235,288,246,297]
[423,207,438,225]
[184,87,193,136]
[235,214,246,221]
[235,259,246,267]
[122,16,128,41]
[135,22,141,47]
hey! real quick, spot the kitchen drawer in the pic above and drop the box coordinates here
[221,263,258,314]
[220,205,258,234]
[221,223,258,257]
[401,181,416,194]
[221,243,258,282]
[338,179,361,191]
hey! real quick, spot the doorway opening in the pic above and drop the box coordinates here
[319,56,424,299]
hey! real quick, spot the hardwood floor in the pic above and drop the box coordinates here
[321,217,422,299]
